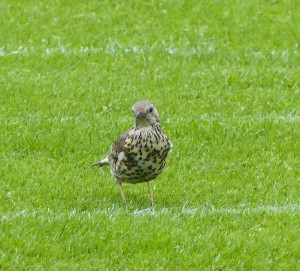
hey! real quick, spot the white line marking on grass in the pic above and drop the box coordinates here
[2,112,299,126]
[0,43,210,57]
[0,42,298,59]
[1,204,300,221]
[199,113,300,123]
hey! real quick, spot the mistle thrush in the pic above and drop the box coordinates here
[93,100,172,204]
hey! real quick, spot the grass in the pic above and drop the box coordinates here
[1,0,300,270]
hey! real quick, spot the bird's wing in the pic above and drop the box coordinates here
[110,130,130,161]
[93,129,131,167]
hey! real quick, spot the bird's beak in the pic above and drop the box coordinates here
[135,111,146,119]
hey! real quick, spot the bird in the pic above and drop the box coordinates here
[93,100,172,205]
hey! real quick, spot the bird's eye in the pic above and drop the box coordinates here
[149,107,153,113]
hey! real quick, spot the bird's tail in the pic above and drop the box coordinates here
[92,157,110,167]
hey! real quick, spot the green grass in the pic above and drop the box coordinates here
[1,0,300,270]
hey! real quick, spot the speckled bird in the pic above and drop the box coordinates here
[93,100,172,205]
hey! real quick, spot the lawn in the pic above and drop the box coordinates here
[1,0,300,270]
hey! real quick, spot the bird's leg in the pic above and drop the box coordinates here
[118,182,126,201]
[147,182,154,206]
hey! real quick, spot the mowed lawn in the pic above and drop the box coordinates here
[1,0,300,270]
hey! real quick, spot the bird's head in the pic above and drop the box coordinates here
[132,100,161,128]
